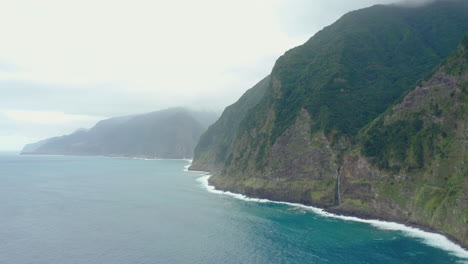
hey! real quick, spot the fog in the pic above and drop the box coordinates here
[395,0,456,7]
[1,0,423,150]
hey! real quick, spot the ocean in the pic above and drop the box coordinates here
[0,152,466,264]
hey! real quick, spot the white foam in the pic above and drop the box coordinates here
[109,155,194,161]
[132,157,161,160]
[189,171,468,260]
[196,175,270,203]
[182,159,195,171]
[103,155,162,160]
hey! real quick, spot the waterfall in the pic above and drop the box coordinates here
[336,167,342,205]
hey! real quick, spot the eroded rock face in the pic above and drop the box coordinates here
[336,43,468,246]
[210,109,339,207]
[258,109,338,206]
[390,72,462,123]
[201,23,468,249]
[337,153,410,221]
[265,109,337,182]
[209,62,467,245]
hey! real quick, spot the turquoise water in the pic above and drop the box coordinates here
[0,152,466,264]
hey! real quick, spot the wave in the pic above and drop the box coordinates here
[131,157,161,161]
[192,172,468,260]
[86,155,191,161]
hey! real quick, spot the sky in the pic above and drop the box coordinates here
[0,0,427,150]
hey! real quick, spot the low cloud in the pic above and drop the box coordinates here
[0,110,105,150]
[394,0,454,7]
[2,0,440,150]
[1,110,104,125]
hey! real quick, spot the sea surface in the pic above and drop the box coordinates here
[0,152,466,264]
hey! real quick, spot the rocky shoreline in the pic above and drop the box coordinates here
[200,171,468,252]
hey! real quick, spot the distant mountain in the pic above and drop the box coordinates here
[20,138,51,153]
[190,1,468,247]
[22,108,218,159]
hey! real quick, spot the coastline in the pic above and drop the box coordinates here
[20,152,193,161]
[186,165,468,260]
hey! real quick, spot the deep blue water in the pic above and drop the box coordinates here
[0,152,466,264]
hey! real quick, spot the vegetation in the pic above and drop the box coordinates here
[238,1,468,144]
[191,76,270,170]
[363,118,439,170]
[361,32,468,172]
[354,34,467,245]
[191,1,468,247]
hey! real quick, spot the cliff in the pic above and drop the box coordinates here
[191,1,468,247]
[190,76,270,171]
[22,108,218,159]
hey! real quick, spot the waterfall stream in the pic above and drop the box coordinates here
[336,167,342,205]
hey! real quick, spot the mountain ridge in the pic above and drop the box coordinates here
[22,107,218,159]
[190,0,468,247]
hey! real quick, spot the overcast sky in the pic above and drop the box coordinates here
[1,0,426,150]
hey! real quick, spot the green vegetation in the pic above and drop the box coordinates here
[361,33,468,172]
[354,34,467,245]
[220,0,468,175]
[362,118,441,170]
[191,1,468,247]
[240,1,468,144]
[191,76,270,170]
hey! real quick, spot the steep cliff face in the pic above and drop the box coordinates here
[348,39,468,245]
[211,109,338,207]
[190,76,270,171]
[191,1,468,247]
[208,35,468,246]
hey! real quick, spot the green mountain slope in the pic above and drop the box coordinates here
[22,108,218,159]
[191,1,468,247]
[250,0,468,142]
[190,75,270,171]
[340,34,468,246]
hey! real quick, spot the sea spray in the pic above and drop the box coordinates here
[186,164,468,261]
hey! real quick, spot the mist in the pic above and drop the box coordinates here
[0,0,420,150]
[394,0,458,7]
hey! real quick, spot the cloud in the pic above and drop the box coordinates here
[0,0,299,119]
[0,110,105,150]
[276,0,396,39]
[0,0,402,117]
[0,136,31,151]
[0,61,21,72]
[0,0,412,149]
[1,110,104,124]
[0,0,291,90]
[393,0,457,7]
